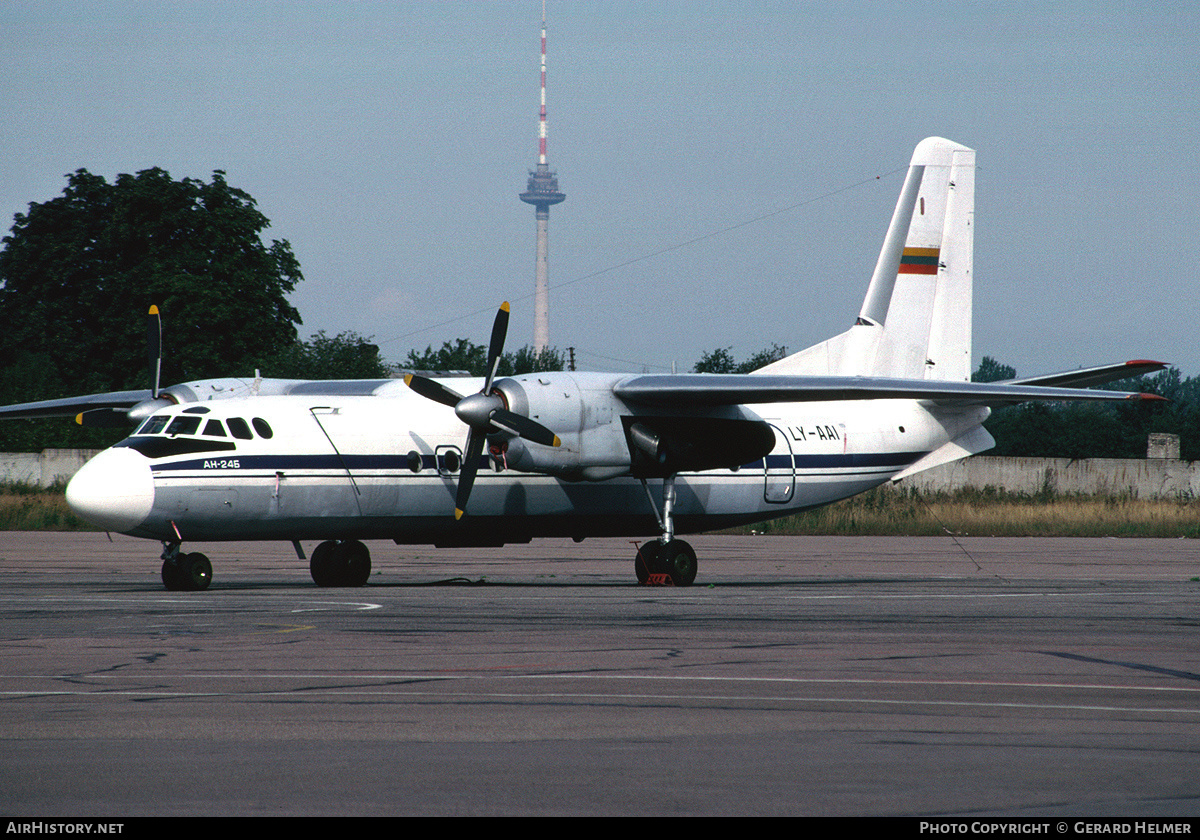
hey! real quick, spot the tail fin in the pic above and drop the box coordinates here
[757,137,975,381]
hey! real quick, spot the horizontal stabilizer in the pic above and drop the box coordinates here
[1006,360,1167,389]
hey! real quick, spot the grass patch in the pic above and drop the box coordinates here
[731,486,1200,538]
[0,482,96,531]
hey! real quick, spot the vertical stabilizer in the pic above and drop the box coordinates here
[757,137,975,380]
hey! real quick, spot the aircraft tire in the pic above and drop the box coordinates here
[161,558,182,591]
[659,539,697,587]
[340,540,371,587]
[310,541,336,586]
[311,540,371,587]
[634,542,659,584]
[178,552,213,591]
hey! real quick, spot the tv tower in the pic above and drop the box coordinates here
[519,3,565,353]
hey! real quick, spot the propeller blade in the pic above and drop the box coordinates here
[454,431,486,520]
[147,305,162,400]
[76,407,135,428]
[404,374,463,409]
[402,302,559,521]
[490,408,561,448]
[483,302,510,393]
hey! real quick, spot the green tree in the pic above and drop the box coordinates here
[265,331,390,380]
[738,343,788,373]
[498,345,565,376]
[0,168,302,391]
[403,341,565,377]
[694,344,787,374]
[694,347,736,374]
[0,168,303,449]
[972,356,1016,382]
[404,339,488,375]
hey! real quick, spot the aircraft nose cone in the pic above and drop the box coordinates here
[66,448,155,533]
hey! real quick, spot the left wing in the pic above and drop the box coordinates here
[0,390,153,421]
[0,378,397,427]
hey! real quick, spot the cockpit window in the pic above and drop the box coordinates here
[137,415,170,435]
[130,413,271,442]
[227,417,253,440]
[165,416,202,437]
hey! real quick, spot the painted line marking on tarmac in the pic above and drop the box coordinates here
[5,672,1200,693]
[0,685,1198,716]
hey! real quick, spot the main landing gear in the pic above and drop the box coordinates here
[635,538,698,586]
[635,474,698,587]
[309,539,371,587]
[160,542,212,591]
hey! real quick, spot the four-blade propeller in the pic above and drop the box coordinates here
[404,302,560,520]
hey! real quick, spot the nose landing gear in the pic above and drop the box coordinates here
[309,539,371,587]
[160,543,212,591]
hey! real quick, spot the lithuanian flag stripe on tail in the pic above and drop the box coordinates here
[899,246,939,275]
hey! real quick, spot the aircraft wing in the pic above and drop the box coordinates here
[0,390,153,421]
[612,368,1167,407]
[0,377,390,426]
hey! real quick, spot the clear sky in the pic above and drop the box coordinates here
[3,1,1198,378]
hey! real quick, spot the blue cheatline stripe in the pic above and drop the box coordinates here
[151,453,443,473]
[767,451,926,470]
[150,450,927,475]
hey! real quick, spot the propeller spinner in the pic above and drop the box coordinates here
[404,302,560,520]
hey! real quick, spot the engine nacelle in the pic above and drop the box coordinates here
[493,372,633,480]
[491,372,776,481]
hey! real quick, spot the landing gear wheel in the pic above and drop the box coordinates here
[163,553,212,591]
[161,558,181,591]
[634,539,697,586]
[635,542,660,584]
[310,541,336,586]
[179,552,213,591]
[658,539,697,587]
[310,540,371,587]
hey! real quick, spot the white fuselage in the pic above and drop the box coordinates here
[65,373,980,547]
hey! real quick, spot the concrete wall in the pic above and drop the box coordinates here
[896,455,1200,499]
[0,450,100,488]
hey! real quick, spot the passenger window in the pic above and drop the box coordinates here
[202,419,227,437]
[252,418,274,439]
[227,417,253,440]
[165,416,202,437]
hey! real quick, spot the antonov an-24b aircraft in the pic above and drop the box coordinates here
[1,138,1165,591]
